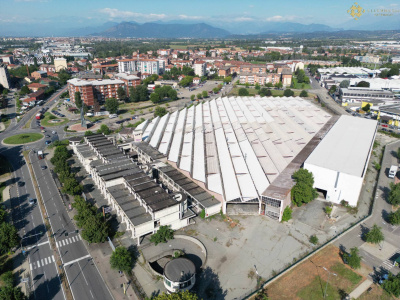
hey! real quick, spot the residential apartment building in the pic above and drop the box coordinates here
[67,78,124,106]
[0,64,11,89]
[118,59,137,73]
[114,73,141,96]
[193,61,206,77]
[118,58,160,75]
[239,73,280,85]
[40,64,56,73]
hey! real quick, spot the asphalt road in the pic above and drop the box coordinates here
[8,148,64,300]
[0,86,112,300]
[29,151,113,300]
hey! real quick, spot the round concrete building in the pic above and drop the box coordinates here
[163,258,196,293]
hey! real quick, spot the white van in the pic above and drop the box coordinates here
[109,114,118,119]
[389,165,398,178]
[86,113,94,117]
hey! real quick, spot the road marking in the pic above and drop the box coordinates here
[71,236,76,242]
[65,239,69,245]
[37,261,40,268]
[30,263,32,270]
[44,257,48,264]
[62,240,65,246]
[41,259,44,266]
[27,240,49,250]
[68,238,73,244]
[52,255,55,262]
[63,254,91,267]
[90,290,94,298]
[78,261,89,286]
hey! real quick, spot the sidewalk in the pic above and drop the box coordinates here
[348,279,373,299]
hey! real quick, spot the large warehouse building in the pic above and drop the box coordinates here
[304,116,377,206]
[131,96,337,220]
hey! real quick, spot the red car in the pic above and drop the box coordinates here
[40,126,45,130]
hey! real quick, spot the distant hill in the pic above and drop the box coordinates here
[260,22,341,33]
[64,22,118,37]
[92,22,230,38]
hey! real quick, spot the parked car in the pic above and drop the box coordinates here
[41,166,46,170]
[109,114,118,119]
[28,198,36,205]
[379,274,389,285]
[18,181,24,187]
[45,140,51,145]
[40,126,45,130]
[52,131,57,134]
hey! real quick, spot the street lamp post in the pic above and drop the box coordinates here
[322,266,337,299]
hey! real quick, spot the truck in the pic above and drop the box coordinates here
[389,165,398,178]
[37,151,43,160]
[35,113,42,120]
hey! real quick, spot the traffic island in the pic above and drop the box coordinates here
[2,133,44,145]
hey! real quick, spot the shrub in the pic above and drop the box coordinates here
[309,235,319,245]
[281,206,292,222]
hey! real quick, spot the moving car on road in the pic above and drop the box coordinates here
[28,198,36,205]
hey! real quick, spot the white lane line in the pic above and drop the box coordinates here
[52,255,55,262]
[41,259,44,266]
[27,240,50,250]
[63,254,91,267]
[90,290,94,299]
[37,261,40,268]
[78,261,89,286]
[30,263,33,270]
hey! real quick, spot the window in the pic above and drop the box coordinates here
[263,196,281,208]
[164,278,171,287]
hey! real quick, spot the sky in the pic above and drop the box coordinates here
[0,0,399,35]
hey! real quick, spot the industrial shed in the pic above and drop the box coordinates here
[304,115,377,207]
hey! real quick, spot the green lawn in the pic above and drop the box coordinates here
[3,133,43,145]
[331,263,362,285]
[297,276,340,300]
[41,112,69,127]
[292,77,312,90]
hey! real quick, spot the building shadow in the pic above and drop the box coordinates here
[378,185,391,203]
[31,274,62,300]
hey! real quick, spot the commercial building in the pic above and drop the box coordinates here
[72,134,196,244]
[349,78,400,92]
[318,67,373,81]
[339,87,394,103]
[54,58,67,72]
[0,64,11,89]
[132,96,334,220]
[67,78,124,106]
[304,116,377,206]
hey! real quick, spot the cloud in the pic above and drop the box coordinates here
[233,17,254,22]
[99,8,166,20]
[265,15,297,22]
[178,14,205,20]
[390,3,398,6]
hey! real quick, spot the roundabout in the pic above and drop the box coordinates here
[2,133,44,145]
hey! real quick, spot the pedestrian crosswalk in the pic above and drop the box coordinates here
[30,255,55,270]
[56,235,81,248]
[380,251,400,271]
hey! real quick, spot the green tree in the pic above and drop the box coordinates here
[33,57,38,67]
[259,88,272,97]
[388,183,400,206]
[300,90,308,97]
[281,206,292,222]
[20,85,30,95]
[397,147,400,162]
[150,93,161,104]
[365,224,384,244]
[343,247,362,269]
[382,273,400,297]
[363,103,371,112]
[105,97,119,114]
[110,247,134,273]
[223,76,232,84]
[197,93,202,99]
[1,271,14,287]
[152,291,198,300]
[179,76,194,87]
[309,235,319,245]
[75,91,82,109]
[0,285,26,300]
[2,89,8,97]
[255,83,260,90]
[339,80,350,88]
[356,81,370,87]
[81,214,109,243]
[329,85,337,94]
[388,209,400,225]
[190,94,195,101]
[150,225,174,245]
[238,88,249,96]
[117,87,126,100]
[154,106,167,118]
[58,70,71,85]
[202,90,208,98]
[283,89,294,97]
[274,82,283,89]
[324,205,332,216]
[84,130,94,136]
[291,169,317,206]
[97,124,111,135]
[266,82,273,88]
[0,222,20,254]
[62,178,82,196]
[168,89,178,100]
[129,85,148,102]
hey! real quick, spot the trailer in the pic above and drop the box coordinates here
[37,151,43,160]
[35,113,42,120]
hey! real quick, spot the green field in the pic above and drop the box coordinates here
[292,77,312,90]
[40,112,69,127]
[3,133,43,145]
[297,276,339,300]
[331,263,362,285]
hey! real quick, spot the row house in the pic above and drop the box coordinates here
[72,134,194,245]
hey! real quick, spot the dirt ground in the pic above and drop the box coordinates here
[265,245,371,300]
[358,283,397,300]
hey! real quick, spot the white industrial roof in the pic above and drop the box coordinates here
[305,115,377,177]
[67,78,124,86]
[141,96,331,202]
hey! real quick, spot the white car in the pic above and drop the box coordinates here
[109,114,118,119]
[52,131,57,134]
